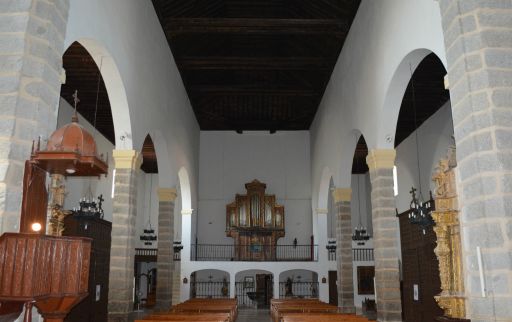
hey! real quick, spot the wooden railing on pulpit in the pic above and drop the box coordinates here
[0,233,91,322]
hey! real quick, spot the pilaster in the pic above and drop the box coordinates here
[333,188,355,313]
[438,1,512,320]
[366,149,402,322]
[155,187,177,310]
[108,150,141,322]
[0,0,70,234]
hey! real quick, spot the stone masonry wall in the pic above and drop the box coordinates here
[156,198,175,310]
[335,198,356,313]
[0,0,69,233]
[108,167,139,322]
[438,1,512,321]
[367,150,402,322]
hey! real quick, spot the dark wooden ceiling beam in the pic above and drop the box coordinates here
[165,18,348,36]
[176,56,335,70]
[189,86,319,96]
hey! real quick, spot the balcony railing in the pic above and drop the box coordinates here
[134,248,181,261]
[191,244,318,261]
[327,248,374,262]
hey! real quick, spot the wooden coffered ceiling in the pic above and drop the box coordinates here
[61,42,115,144]
[152,0,361,131]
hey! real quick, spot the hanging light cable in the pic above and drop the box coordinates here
[140,173,157,245]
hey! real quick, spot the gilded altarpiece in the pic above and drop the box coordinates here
[432,147,467,320]
[226,180,284,260]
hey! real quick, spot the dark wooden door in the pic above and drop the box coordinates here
[64,216,112,322]
[398,212,443,322]
[328,271,338,306]
[256,274,273,306]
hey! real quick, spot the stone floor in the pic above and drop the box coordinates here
[236,309,271,322]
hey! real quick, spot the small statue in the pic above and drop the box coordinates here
[221,277,229,297]
[48,204,71,236]
[285,277,293,297]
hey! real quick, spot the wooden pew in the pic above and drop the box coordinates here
[282,313,370,322]
[137,298,236,322]
[270,299,338,322]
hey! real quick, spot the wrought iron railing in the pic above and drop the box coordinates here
[135,248,157,257]
[278,282,319,299]
[134,248,181,261]
[190,244,318,261]
[235,282,257,307]
[327,248,374,261]
[190,281,230,298]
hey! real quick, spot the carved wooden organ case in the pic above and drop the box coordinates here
[226,180,284,260]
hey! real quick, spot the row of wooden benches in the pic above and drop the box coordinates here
[136,298,372,322]
[271,298,372,322]
[135,298,237,322]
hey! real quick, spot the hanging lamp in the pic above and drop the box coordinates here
[406,64,435,234]
[352,175,370,244]
[140,174,157,245]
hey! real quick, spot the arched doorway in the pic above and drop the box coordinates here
[278,269,319,299]
[235,270,274,308]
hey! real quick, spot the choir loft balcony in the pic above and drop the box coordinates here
[190,243,318,262]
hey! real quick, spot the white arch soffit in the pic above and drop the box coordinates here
[338,129,364,187]
[147,131,173,187]
[377,48,448,148]
[317,166,333,210]
[178,167,192,211]
[72,38,133,149]
[235,269,273,278]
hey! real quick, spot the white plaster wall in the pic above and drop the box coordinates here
[65,0,199,207]
[197,131,312,245]
[58,98,115,221]
[395,101,454,213]
[311,0,446,212]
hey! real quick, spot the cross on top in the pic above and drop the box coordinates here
[410,187,417,196]
[72,90,80,110]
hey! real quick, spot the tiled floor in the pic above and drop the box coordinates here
[236,309,271,322]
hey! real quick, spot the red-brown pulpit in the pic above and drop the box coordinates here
[0,233,91,322]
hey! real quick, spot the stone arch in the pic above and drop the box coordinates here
[65,38,133,149]
[377,48,448,148]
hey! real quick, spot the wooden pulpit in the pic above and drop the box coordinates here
[0,233,91,322]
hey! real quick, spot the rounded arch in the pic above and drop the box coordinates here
[377,48,447,148]
[190,269,230,298]
[178,167,192,211]
[141,130,173,188]
[66,38,133,149]
[278,269,319,299]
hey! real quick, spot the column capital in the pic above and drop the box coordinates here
[366,149,396,171]
[316,208,328,215]
[181,209,193,215]
[332,188,351,202]
[113,149,142,169]
[158,188,177,201]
